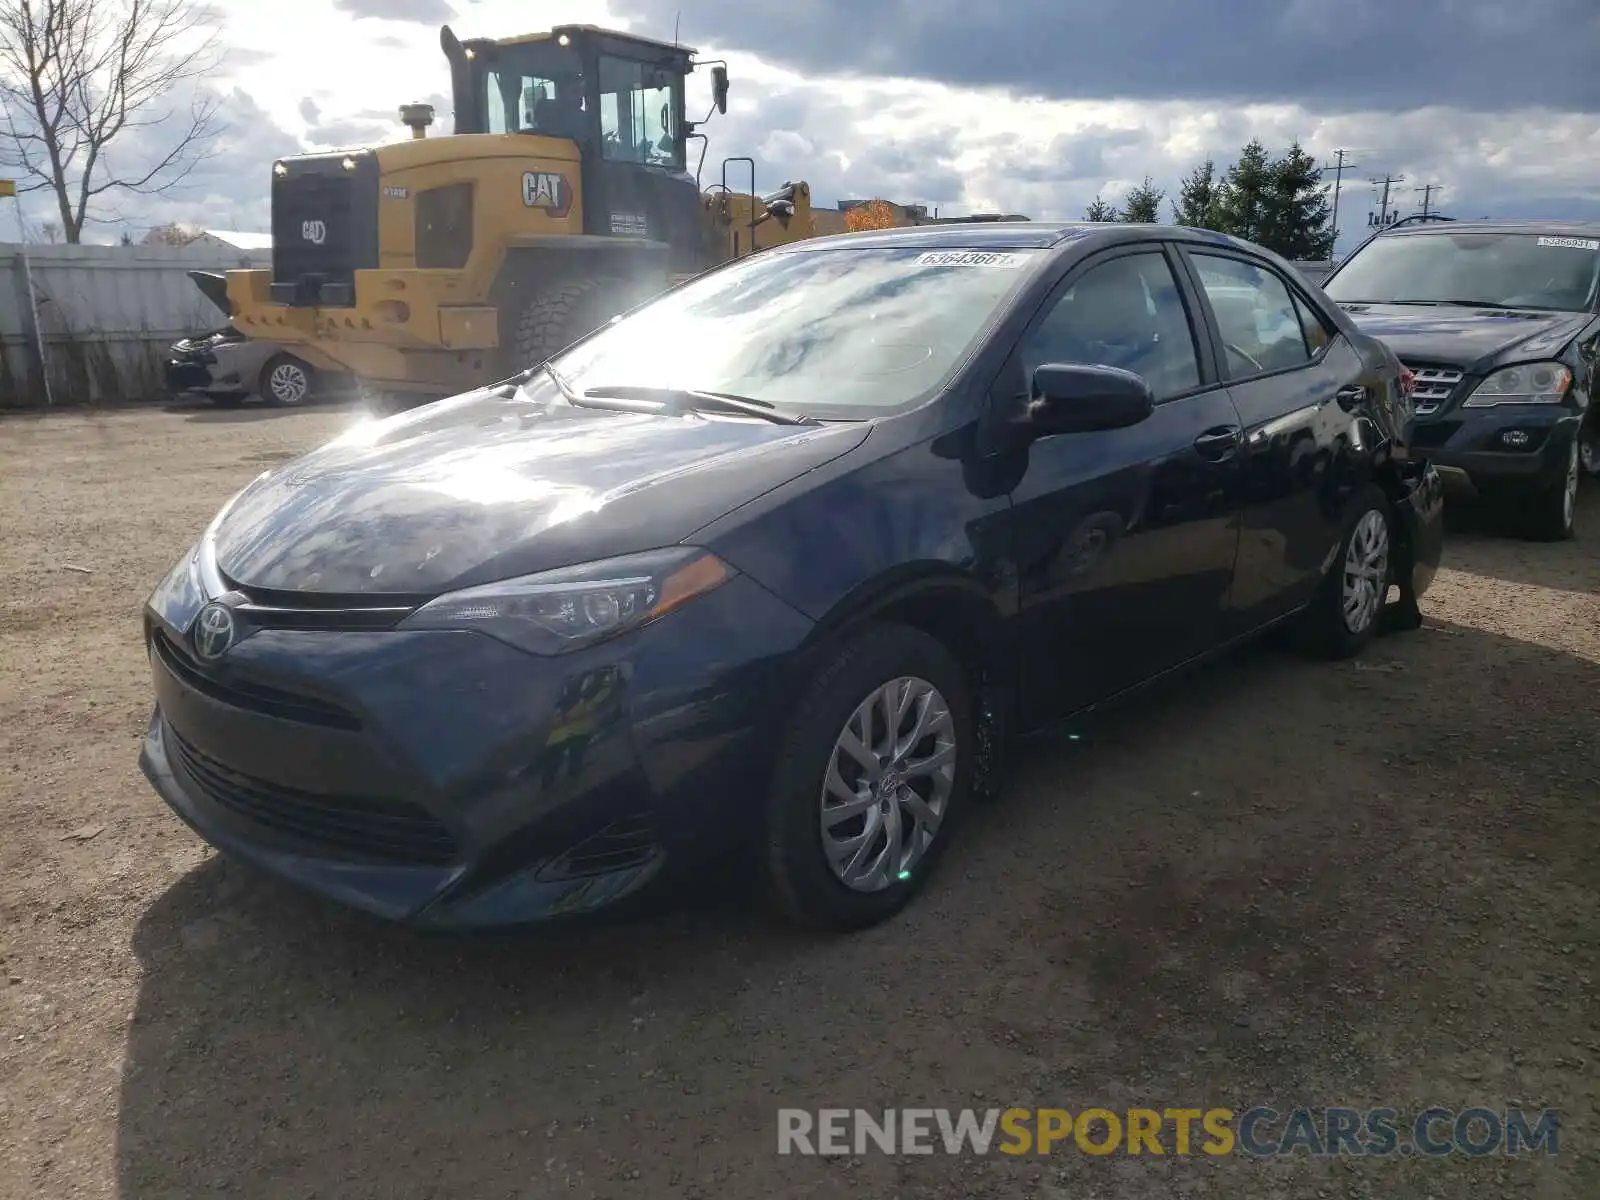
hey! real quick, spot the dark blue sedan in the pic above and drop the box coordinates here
[139,222,1444,932]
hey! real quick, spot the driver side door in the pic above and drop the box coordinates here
[1000,243,1247,729]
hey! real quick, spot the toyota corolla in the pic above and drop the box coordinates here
[140,222,1443,932]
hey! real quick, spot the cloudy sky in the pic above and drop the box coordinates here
[33,0,1600,255]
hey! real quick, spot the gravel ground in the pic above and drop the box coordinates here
[1,402,1597,1199]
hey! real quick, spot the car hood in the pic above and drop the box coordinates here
[209,385,871,595]
[1337,302,1588,370]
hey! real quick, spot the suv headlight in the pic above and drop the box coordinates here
[398,546,734,654]
[1462,361,1572,407]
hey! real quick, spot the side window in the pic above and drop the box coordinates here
[1191,253,1312,377]
[1291,288,1335,358]
[1020,251,1201,400]
[598,56,680,167]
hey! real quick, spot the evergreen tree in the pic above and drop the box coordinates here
[1171,158,1221,228]
[1119,176,1165,223]
[1212,138,1273,244]
[1261,141,1335,260]
[1084,195,1118,222]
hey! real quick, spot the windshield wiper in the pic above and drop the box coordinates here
[574,384,817,426]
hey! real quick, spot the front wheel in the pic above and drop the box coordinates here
[1513,437,1578,542]
[765,623,973,931]
[1578,418,1599,481]
[1294,485,1394,660]
[259,355,314,406]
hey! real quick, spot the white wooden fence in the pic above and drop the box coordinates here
[0,242,269,407]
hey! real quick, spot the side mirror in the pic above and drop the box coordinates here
[712,65,729,114]
[1023,362,1155,435]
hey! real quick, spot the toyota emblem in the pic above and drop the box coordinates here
[192,601,238,661]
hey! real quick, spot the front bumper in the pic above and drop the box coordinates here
[1408,407,1580,494]
[164,359,223,395]
[138,571,813,928]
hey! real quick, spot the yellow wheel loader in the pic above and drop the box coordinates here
[223,23,841,401]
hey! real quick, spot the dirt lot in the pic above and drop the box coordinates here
[1,403,1597,1199]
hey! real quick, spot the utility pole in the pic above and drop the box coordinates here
[1328,149,1359,259]
[1415,182,1439,217]
[1370,173,1405,228]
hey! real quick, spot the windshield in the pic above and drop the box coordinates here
[1325,232,1600,312]
[546,246,1045,419]
[482,41,584,139]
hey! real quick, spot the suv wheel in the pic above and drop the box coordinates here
[1580,419,1600,480]
[765,623,972,931]
[1517,438,1578,542]
[1295,484,1394,659]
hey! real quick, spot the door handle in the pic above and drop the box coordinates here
[1193,425,1242,461]
[1335,384,1368,412]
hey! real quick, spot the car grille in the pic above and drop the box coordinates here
[166,724,457,866]
[1403,364,1465,416]
[151,629,362,731]
[537,813,657,881]
[221,574,422,633]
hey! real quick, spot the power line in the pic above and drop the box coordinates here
[1327,149,1359,259]
[1369,173,1405,228]
[1415,182,1441,217]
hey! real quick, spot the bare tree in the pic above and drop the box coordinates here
[140,217,197,244]
[37,216,55,240]
[0,0,222,243]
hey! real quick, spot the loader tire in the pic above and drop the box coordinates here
[507,277,621,374]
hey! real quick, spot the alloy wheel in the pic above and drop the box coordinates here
[268,361,310,404]
[819,676,957,893]
[1341,509,1390,635]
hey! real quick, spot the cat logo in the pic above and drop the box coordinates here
[521,171,573,217]
[301,219,327,245]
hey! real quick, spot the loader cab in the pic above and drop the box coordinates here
[442,23,704,270]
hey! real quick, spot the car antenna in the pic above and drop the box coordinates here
[673,10,680,44]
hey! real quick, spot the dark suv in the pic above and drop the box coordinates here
[1323,219,1600,540]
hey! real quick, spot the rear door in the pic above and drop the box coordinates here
[1000,242,1246,728]
[1176,248,1374,633]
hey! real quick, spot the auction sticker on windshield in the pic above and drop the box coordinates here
[1536,236,1600,251]
[916,251,1028,268]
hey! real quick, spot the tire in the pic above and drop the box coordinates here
[1578,418,1600,481]
[1514,437,1579,542]
[505,277,621,375]
[765,623,974,932]
[1294,484,1395,660]
[259,355,314,406]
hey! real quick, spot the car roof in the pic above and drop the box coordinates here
[784,221,1273,257]
[1378,218,1600,238]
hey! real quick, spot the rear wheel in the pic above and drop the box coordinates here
[1294,484,1393,660]
[765,623,972,931]
[507,277,621,374]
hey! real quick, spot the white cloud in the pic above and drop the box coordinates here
[12,0,1595,255]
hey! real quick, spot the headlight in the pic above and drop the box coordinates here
[398,546,735,655]
[1462,361,1572,407]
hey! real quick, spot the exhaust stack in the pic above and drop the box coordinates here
[400,102,435,139]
